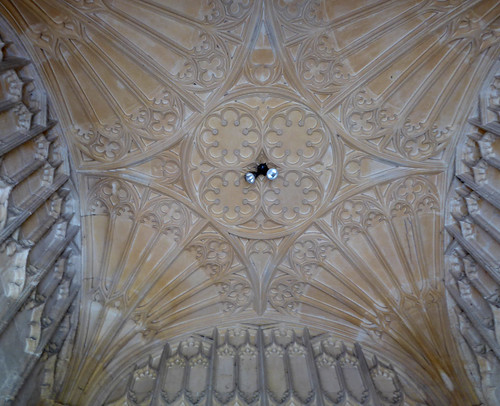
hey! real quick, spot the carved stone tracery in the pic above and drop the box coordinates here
[0,0,499,405]
[186,95,338,236]
[102,325,427,406]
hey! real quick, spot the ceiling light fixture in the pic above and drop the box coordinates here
[245,163,278,184]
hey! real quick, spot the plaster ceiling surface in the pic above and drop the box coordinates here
[1,0,500,403]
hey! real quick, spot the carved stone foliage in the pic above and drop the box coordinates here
[186,95,338,236]
[102,325,427,406]
[0,22,81,405]
[445,58,500,406]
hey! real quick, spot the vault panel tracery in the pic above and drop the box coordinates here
[185,94,340,237]
[1,0,499,404]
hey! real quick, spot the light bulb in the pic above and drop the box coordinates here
[266,168,278,180]
[245,172,256,184]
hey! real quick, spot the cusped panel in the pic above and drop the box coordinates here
[185,94,341,237]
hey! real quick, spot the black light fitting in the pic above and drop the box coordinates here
[245,163,278,184]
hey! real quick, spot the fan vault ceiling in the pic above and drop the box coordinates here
[1,0,499,404]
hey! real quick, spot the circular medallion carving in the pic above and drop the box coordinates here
[198,107,260,166]
[185,95,340,237]
[264,107,329,166]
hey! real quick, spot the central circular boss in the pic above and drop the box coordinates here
[185,95,339,237]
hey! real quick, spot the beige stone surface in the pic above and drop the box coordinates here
[1,0,500,404]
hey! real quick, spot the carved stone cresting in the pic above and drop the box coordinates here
[102,325,427,406]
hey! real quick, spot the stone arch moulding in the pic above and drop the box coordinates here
[0,14,81,405]
[445,55,500,406]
